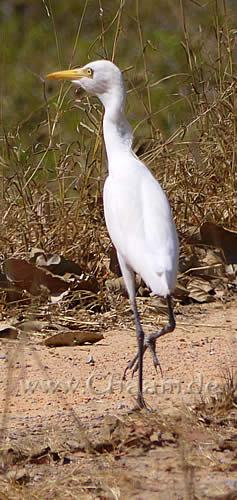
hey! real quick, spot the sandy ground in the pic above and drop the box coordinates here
[0,299,236,498]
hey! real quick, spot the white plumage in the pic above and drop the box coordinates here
[47,60,179,408]
[104,158,178,297]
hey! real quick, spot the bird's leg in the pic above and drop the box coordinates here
[146,295,175,370]
[132,298,146,408]
[125,296,175,376]
[123,297,146,408]
[116,253,146,409]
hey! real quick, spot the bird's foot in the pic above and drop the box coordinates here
[122,352,140,380]
[147,338,163,377]
[128,396,150,413]
[136,392,147,410]
[123,336,163,379]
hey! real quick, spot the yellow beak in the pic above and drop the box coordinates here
[46,67,88,81]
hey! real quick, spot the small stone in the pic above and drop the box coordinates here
[86,355,95,366]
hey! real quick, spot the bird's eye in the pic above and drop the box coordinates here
[86,68,93,77]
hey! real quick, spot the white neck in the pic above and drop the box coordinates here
[99,88,133,168]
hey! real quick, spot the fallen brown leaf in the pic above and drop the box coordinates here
[2,258,69,296]
[45,330,104,347]
[200,222,237,265]
[0,325,19,339]
[187,277,215,303]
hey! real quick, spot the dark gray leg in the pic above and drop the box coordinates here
[147,295,175,369]
[130,298,146,408]
[124,295,175,377]
[116,252,146,409]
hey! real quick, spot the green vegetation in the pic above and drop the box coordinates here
[1,0,236,134]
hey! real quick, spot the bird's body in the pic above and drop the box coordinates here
[47,60,179,408]
[103,155,178,297]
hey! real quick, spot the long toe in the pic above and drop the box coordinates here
[131,359,139,377]
[123,353,139,380]
[123,343,148,380]
[147,338,163,376]
[137,393,147,409]
[153,353,163,376]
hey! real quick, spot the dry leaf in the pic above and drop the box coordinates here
[187,277,215,303]
[173,283,189,301]
[179,252,202,273]
[200,222,237,264]
[2,258,69,296]
[36,254,61,266]
[45,330,103,347]
[38,254,83,277]
[29,247,46,261]
[15,320,48,333]
[109,244,122,277]
[0,271,12,290]
[30,247,83,276]
[73,276,99,294]
[0,325,19,339]
[106,276,142,296]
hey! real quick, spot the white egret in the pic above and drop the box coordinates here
[46,60,179,409]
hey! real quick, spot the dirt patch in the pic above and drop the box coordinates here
[0,299,236,498]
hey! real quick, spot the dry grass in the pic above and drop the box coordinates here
[194,367,237,421]
[0,2,236,269]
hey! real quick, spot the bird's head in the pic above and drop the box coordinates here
[46,60,125,107]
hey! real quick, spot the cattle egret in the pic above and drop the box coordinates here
[46,60,179,409]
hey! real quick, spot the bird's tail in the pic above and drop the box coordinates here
[148,269,176,297]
